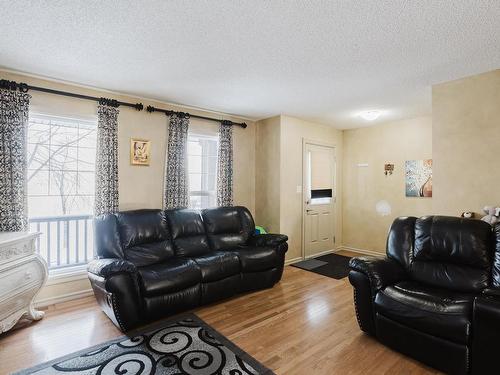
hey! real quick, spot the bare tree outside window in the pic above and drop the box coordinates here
[28,114,97,269]
[28,115,96,215]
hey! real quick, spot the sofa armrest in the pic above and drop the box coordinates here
[87,258,137,279]
[87,258,142,332]
[349,256,406,293]
[482,288,500,298]
[471,295,500,374]
[248,234,288,248]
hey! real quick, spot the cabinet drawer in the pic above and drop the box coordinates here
[0,260,44,300]
[0,288,39,321]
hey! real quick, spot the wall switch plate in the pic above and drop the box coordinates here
[296,185,302,193]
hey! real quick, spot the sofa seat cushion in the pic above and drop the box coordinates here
[138,258,201,297]
[192,251,240,282]
[374,281,474,344]
[229,246,278,272]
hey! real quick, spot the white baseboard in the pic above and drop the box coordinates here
[35,289,94,308]
[336,245,384,257]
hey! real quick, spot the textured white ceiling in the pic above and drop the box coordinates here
[1,1,499,128]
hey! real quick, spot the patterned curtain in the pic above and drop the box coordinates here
[94,104,119,216]
[164,114,189,209]
[0,88,31,231]
[217,122,234,207]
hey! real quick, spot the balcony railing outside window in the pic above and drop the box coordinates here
[29,214,94,270]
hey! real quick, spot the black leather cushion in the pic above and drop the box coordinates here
[138,258,201,297]
[166,209,211,257]
[192,251,240,282]
[376,313,469,375]
[115,210,173,266]
[349,256,407,294]
[87,258,136,278]
[414,216,492,267]
[374,281,474,344]
[201,274,241,304]
[386,216,417,269]
[248,234,288,248]
[94,214,124,259]
[410,261,490,293]
[144,285,201,319]
[125,241,175,267]
[411,216,493,292]
[116,209,171,248]
[202,206,255,250]
[229,246,278,272]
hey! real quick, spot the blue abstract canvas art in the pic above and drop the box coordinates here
[405,159,432,197]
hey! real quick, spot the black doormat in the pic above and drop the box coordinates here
[14,313,274,375]
[291,253,351,279]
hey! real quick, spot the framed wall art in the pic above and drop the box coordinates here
[405,159,432,197]
[130,138,151,166]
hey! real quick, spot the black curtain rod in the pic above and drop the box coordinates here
[146,105,247,128]
[0,79,144,110]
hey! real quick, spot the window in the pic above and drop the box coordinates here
[27,113,97,270]
[187,134,218,209]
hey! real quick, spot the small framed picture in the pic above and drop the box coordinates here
[130,138,151,166]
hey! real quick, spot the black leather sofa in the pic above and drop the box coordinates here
[87,206,288,332]
[349,215,500,374]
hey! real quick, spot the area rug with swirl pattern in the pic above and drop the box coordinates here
[14,313,274,375]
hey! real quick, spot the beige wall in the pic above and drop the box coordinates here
[255,115,343,262]
[279,116,343,261]
[255,116,281,233]
[342,117,433,253]
[0,70,255,304]
[432,69,500,216]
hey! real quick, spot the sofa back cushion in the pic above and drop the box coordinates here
[386,216,417,270]
[410,216,493,292]
[202,206,255,250]
[166,209,211,257]
[115,209,174,266]
[94,213,124,259]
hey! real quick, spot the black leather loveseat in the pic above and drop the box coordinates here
[349,215,500,374]
[87,206,288,332]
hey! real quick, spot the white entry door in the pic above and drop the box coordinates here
[303,143,336,258]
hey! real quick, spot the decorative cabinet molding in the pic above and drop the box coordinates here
[0,232,48,334]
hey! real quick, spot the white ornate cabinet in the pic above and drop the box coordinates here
[0,232,48,334]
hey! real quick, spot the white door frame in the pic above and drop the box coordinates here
[301,139,338,260]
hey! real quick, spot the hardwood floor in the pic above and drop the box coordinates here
[0,255,440,374]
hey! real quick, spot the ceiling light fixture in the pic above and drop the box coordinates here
[359,110,381,121]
